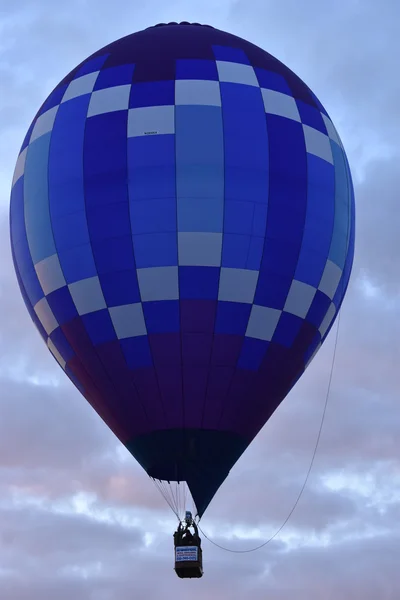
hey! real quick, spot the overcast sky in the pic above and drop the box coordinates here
[1,0,400,598]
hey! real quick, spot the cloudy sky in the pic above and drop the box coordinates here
[1,0,400,597]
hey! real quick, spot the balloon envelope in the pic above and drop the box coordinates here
[9,23,355,517]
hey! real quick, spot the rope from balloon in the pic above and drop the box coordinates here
[197,309,342,554]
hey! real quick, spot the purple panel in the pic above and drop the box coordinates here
[61,318,132,441]
[182,333,213,366]
[219,369,257,431]
[95,341,150,436]
[148,333,181,366]
[211,334,243,366]
[131,367,166,430]
[201,366,235,429]
[180,299,216,333]
[67,355,126,441]
[156,366,183,429]
[183,366,208,428]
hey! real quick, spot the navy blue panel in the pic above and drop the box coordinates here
[179,267,220,299]
[176,58,218,80]
[121,336,153,369]
[215,302,251,335]
[133,233,178,268]
[130,80,175,107]
[303,331,321,364]
[246,237,264,270]
[212,45,250,64]
[92,236,135,274]
[255,68,291,95]
[75,54,108,76]
[84,110,129,195]
[255,272,294,310]
[94,64,135,90]
[273,312,304,348]
[46,286,78,325]
[297,100,327,133]
[143,301,180,333]
[87,201,131,242]
[99,270,141,307]
[306,290,331,328]
[82,309,117,345]
[237,337,268,370]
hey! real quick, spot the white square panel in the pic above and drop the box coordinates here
[87,84,131,117]
[284,279,317,319]
[12,147,28,186]
[35,253,66,295]
[262,89,301,122]
[175,79,221,106]
[47,338,66,369]
[318,259,342,300]
[68,276,106,316]
[319,302,336,338]
[245,305,281,341]
[137,266,179,302]
[34,297,58,335]
[303,124,333,164]
[322,113,342,147]
[109,303,147,339]
[62,71,99,103]
[216,61,259,87]
[30,106,58,143]
[178,232,222,267]
[128,105,175,137]
[218,268,259,304]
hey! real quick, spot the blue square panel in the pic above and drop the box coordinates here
[143,300,180,333]
[94,64,135,90]
[179,266,220,300]
[176,59,219,81]
[99,270,141,307]
[82,309,117,345]
[254,272,293,310]
[130,80,175,108]
[58,243,97,284]
[212,45,250,65]
[215,302,252,335]
[87,201,131,242]
[306,290,331,329]
[133,232,178,267]
[255,68,292,95]
[273,312,303,348]
[92,235,135,275]
[120,335,153,369]
[46,286,78,325]
[297,100,326,133]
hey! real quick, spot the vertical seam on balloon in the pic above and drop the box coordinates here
[215,71,270,431]
[199,71,228,430]
[173,70,186,437]
[124,78,165,428]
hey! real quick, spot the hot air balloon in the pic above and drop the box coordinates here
[9,22,355,578]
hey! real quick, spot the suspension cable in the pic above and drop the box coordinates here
[198,310,342,553]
